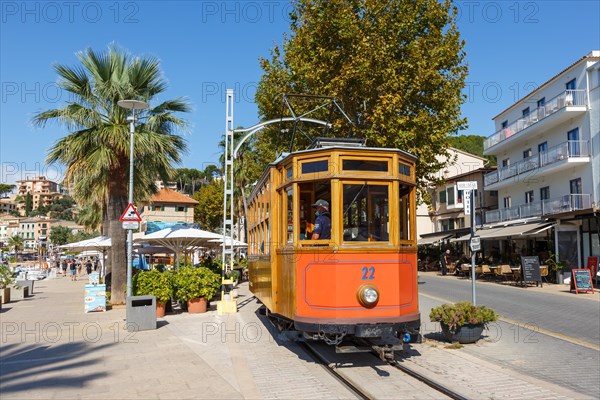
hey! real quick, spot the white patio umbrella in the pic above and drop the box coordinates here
[58,236,111,277]
[135,226,222,265]
[208,237,248,248]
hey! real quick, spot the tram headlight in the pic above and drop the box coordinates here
[357,284,379,308]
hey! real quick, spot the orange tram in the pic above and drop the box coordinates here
[247,139,420,358]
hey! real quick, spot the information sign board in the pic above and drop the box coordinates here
[84,284,107,312]
[569,269,594,294]
[586,256,598,285]
[122,221,140,230]
[457,181,477,191]
[463,189,471,215]
[521,256,542,286]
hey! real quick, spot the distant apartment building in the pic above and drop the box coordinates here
[19,217,51,249]
[416,147,491,243]
[16,176,62,214]
[140,189,199,226]
[0,198,17,214]
[482,51,600,271]
[155,180,178,191]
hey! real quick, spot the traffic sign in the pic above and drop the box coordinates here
[457,181,478,191]
[470,236,481,252]
[122,221,140,230]
[119,203,142,222]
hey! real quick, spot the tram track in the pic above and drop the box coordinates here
[301,341,470,400]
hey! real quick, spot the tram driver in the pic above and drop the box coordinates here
[311,199,331,240]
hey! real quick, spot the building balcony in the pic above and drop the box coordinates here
[483,90,588,154]
[485,194,592,223]
[484,140,590,190]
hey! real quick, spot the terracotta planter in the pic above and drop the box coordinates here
[441,323,484,344]
[156,302,166,318]
[187,297,207,314]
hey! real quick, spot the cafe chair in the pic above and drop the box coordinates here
[499,264,515,281]
[540,265,549,282]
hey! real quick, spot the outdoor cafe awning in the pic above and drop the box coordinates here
[418,233,453,245]
[452,222,555,242]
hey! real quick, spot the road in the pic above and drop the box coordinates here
[418,273,600,345]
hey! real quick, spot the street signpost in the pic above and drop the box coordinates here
[458,181,478,305]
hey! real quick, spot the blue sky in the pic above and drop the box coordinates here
[1,1,599,186]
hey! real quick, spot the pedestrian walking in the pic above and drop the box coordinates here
[86,259,93,275]
[61,260,68,277]
[441,249,450,276]
[69,260,77,281]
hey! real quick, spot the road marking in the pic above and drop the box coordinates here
[420,292,600,351]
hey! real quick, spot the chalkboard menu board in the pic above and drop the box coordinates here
[570,269,595,294]
[521,256,541,285]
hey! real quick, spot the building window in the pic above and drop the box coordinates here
[501,120,508,129]
[522,107,530,117]
[502,158,510,168]
[525,191,534,204]
[456,189,463,205]
[490,190,498,197]
[540,186,550,201]
[176,206,186,212]
[439,190,447,204]
[566,78,576,90]
[567,128,580,156]
[447,187,455,206]
[503,196,511,208]
[537,97,545,108]
[523,149,532,159]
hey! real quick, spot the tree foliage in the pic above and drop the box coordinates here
[172,168,205,195]
[193,179,224,232]
[448,135,496,166]
[0,184,15,197]
[24,193,33,216]
[255,0,468,193]
[49,226,73,246]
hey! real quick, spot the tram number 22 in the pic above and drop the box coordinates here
[361,266,375,280]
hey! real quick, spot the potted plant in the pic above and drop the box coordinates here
[0,265,15,304]
[545,252,567,283]
[429,301,498,344]
[174,266,221,313]
[133,269,173,317]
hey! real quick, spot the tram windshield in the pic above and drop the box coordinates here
[343,184,389,242]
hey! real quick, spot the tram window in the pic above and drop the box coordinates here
[301,160,328,174]
[399,163,411,177]
[343,160,388,172]
[287,189,293,243]
[286,167,292,180]
[299,181,331,240]
[343,184,389,242]
[399,184,411,241]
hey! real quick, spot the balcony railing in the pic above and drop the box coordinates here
[485,194,592,223]
[484,90,587,151]
[484,140,589,187]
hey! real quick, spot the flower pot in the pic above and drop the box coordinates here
[441,323,484,344]
[156,302,166,318]
[187,297,207,314]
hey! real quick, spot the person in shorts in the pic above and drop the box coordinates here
[69,261,77,281]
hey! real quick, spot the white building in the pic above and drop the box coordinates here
[416,147,488,240]
[483,51,600,271]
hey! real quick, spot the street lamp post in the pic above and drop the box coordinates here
[117,99,148,298]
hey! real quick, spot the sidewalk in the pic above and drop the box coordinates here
[1,273,597,399]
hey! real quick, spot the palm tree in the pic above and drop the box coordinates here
[8,235,24,262]
[33,45,190,303]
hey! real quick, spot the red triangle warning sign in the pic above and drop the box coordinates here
[119,203,142,222]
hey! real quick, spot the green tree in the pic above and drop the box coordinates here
[194,179,224,231]
[449,135,496,166]
[76,202,103,232]
[8,235,24,261]
[173,168,205,195]
[32,45,190,304]
[256,0,467,194]
[49,226,73,246]
[24,193,33,216]
[0,184,15,197]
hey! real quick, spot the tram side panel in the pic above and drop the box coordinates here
[248,256,274,311]
[293,252,419,325]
